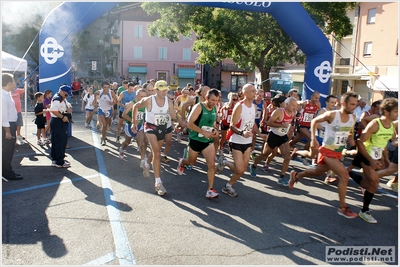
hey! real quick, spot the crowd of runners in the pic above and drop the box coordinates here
[77,79,397,224]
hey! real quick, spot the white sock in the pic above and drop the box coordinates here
[155,178,162,184]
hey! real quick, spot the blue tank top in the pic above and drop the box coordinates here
[253,99,264,124]
[119,90,136,112]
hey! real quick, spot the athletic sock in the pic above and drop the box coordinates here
[155,178,162,184]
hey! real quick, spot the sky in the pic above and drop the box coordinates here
[1,1,62,32]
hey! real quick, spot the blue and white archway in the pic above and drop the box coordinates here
[39,2,332,101]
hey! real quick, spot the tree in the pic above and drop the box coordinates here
[142,2,357,91]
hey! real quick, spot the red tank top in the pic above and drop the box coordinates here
[298,101,319,127]
[221,105,234,126]
[270,108,295,136]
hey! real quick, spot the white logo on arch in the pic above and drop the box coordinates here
[314,60,332,84]
[40,37,64,64]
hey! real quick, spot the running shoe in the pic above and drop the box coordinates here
[55,161,71,168]
[218,149,224,156]
[391,183,398,192]
[44,138,51,144]
[324,176,337,184]
[177,158,184,175]
[116,135,120,143]
[161,155,170,163]
[358,210,377,224]
[155,183,167,196]
[216,156,226,174]
[221,184,238,197]
[262,164,270,172]
[337,207,358,219]
[206,188,220,199]
[185,165,193,170]
[140,159,145,169]
[249,164,256,178]
[101,138,106,146]
[278,177,289,186]
[289,170,298,189]
[118,147,124,160]
[37,140,44,146]
[143,162,150,178]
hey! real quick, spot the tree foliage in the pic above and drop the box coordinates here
[142,2,357,90]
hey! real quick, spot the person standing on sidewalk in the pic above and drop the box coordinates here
[289,91,358,219]
[2,73,23,180]
[49,85,73,168]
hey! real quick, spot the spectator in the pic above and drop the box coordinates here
[43,90,53,138]
[2,73,23,180]
[71,77,81,104]
[34,92,49,145]
[28,82,35,108]
[11,82,26,145]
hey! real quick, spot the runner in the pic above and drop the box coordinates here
[250,89,265,158]
[132,80,175,196]
[250,97,297,185]
[289,91,321,165]
[348,98,397,223]
[93,82,118,146]
[289,91,358,219]
[116,82,136,143]
[176,89,220,199]
[119,88,147,160]
[218,92,239,155]
[216,83,267,197]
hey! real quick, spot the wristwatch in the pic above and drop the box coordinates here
[238,130,244,136]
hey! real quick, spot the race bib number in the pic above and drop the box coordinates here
[242,120,254,132]
[154,114,168,125]
[278,124,291,134]
[370,146,383,160]
[333,131,348,146]
[302,112,314,122]
[198,125,213,138]
[255,110,262,119]
[136,112,144,121]
[227,115,232,123]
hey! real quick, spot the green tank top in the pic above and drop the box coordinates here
[125,100,146,125]
[189,103,217,143]
[364,118,394,160]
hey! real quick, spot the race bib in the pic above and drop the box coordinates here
[198,125,213,138]
[242,120,254,132]
[370,146,383,160]
[278,124,291,134]
[136,112,144,121]
[154,114,168,125]
[333,131,348,146]
[302,112,314,122]
[227,115,232,123]
[255,110,262,119]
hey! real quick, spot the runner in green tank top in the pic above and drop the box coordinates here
[176,88,221,199]
[349,97,398,224]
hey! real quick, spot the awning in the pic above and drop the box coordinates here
[374,76,398,92]
[178,68,196,78]
[128,66,147,73]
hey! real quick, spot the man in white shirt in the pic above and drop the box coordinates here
[354,97,371,123]
[2,73,23,180]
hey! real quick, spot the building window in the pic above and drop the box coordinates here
[183,48,191,61]
[341,80,349,94]
[367,8,376,24]
[363,42,372,57]
[339,58,351,65]
[159,47,167,60]
[134,25,143,38]
[134,46,142,59]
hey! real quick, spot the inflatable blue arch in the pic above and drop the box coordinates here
[39,2,332,102]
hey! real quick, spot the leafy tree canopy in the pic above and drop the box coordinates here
[142,2,357,90]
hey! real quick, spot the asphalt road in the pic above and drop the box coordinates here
[2,107,398,265]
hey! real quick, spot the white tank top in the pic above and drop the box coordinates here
[98,90,112,111]
[322,110,355,152]
[145,95,169,126]
[229,101,256,144]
